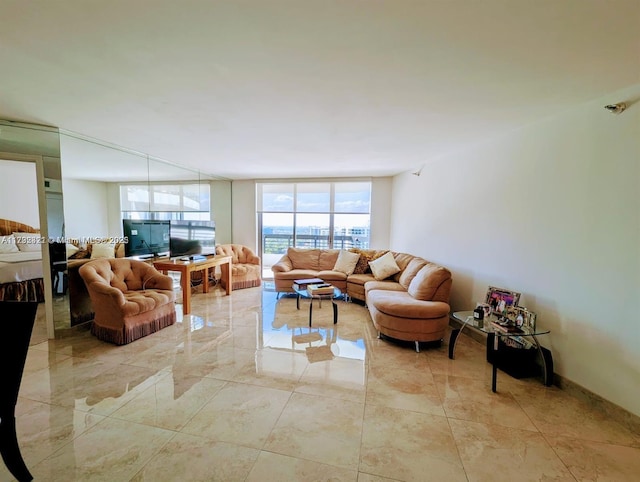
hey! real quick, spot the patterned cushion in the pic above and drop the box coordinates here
[69,248,90,259]
[349,248,387,274]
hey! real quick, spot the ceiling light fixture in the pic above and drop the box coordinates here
[604,102,626,114]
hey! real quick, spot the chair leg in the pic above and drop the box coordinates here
[0,411,33,482]
[414,341,420,353]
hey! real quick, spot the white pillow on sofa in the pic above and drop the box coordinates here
[66,243,80,258]
[369,251,401,280]
[90,242,116,259]
[332,250,360,275]
[0,234,20,253]
[13,232,42,252]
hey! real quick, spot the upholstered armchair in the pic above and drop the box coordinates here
[79,258,176,345]
[215,244,262,290]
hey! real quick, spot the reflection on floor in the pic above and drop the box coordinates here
[6,286,640,481]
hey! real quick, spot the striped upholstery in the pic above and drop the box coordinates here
[0,219,39,236]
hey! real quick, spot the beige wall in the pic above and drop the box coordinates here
[370,177,392,249]
[231,180,256,248]
[0,159,39,228]
[211,180,232,245]
[389,83,640,416]
[62,179,110,239]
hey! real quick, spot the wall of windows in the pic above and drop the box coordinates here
[257,181,371,271]
[120,183,211,221]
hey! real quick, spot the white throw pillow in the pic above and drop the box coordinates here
[332,250,360,275]
[13,232,42,252]
[0,235,20,254]
[369,251,401,280]
[90,242,116,259]
[66,243,80,258]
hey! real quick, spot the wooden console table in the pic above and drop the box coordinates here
[153,255,232,314]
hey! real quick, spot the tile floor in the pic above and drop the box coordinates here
[3,285,639,481]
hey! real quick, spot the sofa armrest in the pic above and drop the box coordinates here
[246,253,261,265]
[87,282,126,307]
[142,273,174,291]
[271,255,292,273]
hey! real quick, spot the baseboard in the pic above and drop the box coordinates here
[554,374,640,435]
[449,317,640,435]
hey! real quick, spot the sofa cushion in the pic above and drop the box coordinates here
[408,263,451,301]
[349,248,387,274]
[288,248,320,270]
[398,257,429,289]
[317,270,348,282]
[0,235,19,254]
[66,243,80,258]
[391,252,416,281]
[369,251,401,280]
[90,242,116,259]
[272,268,319,281]
[364,280,406,294]
[69,248,90,259]
[368,289,450,319]
[345,273,375,286]
[13,232,41,252]
[333,250,360,275]
[318,249,340,270]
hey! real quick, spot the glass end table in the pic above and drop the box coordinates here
[293,285,341,327]
[450,310,553,392]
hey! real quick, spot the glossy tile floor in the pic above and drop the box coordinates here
[3,285,640,481]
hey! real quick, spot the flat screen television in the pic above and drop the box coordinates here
[170,220,216,259]
[122,219,171,257]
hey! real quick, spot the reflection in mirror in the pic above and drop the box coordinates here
[59,131,231,335]
[1,122,232,338]
[0,120,62,341]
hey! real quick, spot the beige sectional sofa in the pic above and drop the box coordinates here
[271,247,452,351]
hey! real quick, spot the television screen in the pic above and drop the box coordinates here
[122,219,171,257]
[170,220,216,258]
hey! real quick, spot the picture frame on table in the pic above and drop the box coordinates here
[485,286,521,316]
[506,306,537,330]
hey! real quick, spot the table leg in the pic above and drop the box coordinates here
[448,329,460,359]
[221,261,232,295]
[296,294,300,310]
[0,412,32,482]
[448,320,467,360]
[182,272,191,315]
[530,334,554,386]
[492,363,498,392]
[491,334,499,392]
[332,299,338,324]
[202,267,210,294]
[308,299,313,327]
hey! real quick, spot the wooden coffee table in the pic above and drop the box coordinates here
[153,255,232,314]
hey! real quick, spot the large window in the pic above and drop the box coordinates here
[258,181,371,272]
[120,183,210,221]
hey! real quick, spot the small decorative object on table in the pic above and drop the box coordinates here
[504,305,536,331]
[307,283,334,296]
[293,278,324,290]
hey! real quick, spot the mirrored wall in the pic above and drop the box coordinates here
[0,120,231,337]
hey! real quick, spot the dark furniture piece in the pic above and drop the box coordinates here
[293,285,340,327]
[0,301,38,482]
[48,241,67,296]
[449,311,553,392]
[486,333,554,383]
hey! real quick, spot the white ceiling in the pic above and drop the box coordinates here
[1,0,638,180]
